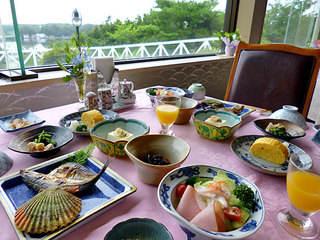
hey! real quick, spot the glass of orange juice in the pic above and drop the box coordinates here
[155,96,181,135]
[277,153,320,239]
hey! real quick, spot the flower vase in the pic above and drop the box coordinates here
[225,45,236,56]
[73,77,86,110]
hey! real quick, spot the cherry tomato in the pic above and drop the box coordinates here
[176,184,187,198]
[223,207,242,221]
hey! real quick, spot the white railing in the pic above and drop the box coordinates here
[0,37,219,68]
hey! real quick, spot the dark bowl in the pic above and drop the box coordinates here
[8,125,74,158]
[254,119,305,141]
[104,218,173,240]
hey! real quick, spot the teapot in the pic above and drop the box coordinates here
[115,79,136,104]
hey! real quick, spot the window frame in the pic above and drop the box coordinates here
[0,0,237,79]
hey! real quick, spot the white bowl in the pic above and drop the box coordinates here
[158,165,265,240]
[269,105,307,130]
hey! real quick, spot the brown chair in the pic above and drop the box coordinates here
[224,42,320,118]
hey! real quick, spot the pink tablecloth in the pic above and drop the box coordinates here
[0,88,319,240]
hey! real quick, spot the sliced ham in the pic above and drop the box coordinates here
[176,185,206,221]
[190,200,226,232]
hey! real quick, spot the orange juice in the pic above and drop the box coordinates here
[156,104,179,125]
[287,171,320,213]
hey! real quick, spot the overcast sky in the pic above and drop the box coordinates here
[1,0,226,25]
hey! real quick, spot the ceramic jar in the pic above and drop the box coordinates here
[188,83,206,101]
[269,105,307,130]
[85,92,98,110]
[225,45,237,56]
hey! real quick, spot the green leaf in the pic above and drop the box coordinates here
[56,60,68,72]
[62,75,72,83]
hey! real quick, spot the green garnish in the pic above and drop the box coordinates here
[76,124,88,132]
[233,184,255,211]
[269,127,290,137]
[147,88,157,96]
[62,143,95,165]
[34,130,57,146]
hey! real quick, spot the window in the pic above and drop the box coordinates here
[261,0,320,48]
[0,0,228,72]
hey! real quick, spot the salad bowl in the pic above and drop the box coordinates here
[158,165,265,240]
[146,86,185,106]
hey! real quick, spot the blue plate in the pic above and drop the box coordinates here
[59,110,120,136]
[197,99,255,118]
[0,110,45,132]
[0,154,136,240]
[230,135,312,176]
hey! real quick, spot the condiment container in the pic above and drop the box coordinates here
[188,83,206,101]
[98,87,113,110]
[85,92,98,110]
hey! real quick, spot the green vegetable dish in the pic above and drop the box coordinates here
[266,123,290,137]
[34,130,57,146]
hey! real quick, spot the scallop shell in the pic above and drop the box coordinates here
[14,186,82,234]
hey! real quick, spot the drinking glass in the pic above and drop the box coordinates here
[277,153,320,239]
[155,96,181,135]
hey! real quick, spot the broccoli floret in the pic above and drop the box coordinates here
[233,184,255,211]
[147,88,157,96]
[76,124,88,132]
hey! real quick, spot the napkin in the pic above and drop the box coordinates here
[92,57,115,83]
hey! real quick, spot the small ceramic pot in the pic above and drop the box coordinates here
[269,105,307,130]
[188,83,206,101]
[225,45,237,56]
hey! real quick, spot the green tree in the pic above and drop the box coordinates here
[262,0,315,47]
[85,0,224,45]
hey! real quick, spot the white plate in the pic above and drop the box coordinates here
[230,135,312,176]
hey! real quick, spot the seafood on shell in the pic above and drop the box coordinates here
[14,186,82,234]
[20,158,112,194]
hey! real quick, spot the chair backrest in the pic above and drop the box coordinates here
[224,42,320,118]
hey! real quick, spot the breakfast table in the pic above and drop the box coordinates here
[0,87,319,240]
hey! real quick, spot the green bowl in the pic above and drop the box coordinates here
[90,118,150,157]
[192,110,242,140]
